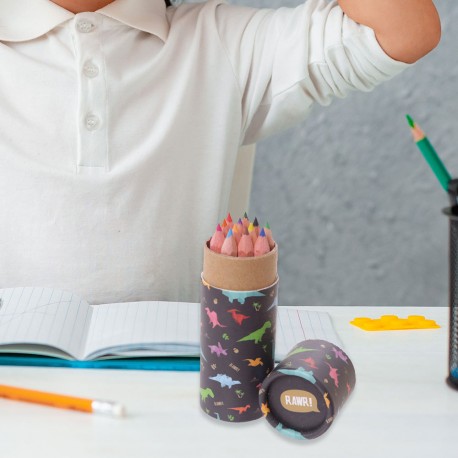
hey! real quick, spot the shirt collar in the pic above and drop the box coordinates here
[0,0,169,43]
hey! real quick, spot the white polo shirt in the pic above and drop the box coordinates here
[0,0,408,304]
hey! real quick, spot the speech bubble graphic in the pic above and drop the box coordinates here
[280,389,320,413]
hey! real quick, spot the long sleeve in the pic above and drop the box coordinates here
[214,0,410,144]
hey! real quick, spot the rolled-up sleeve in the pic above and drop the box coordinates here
[214,0,411,144]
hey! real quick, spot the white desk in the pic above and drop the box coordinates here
[1,306,457,458]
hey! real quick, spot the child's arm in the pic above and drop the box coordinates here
[338,0,441,63]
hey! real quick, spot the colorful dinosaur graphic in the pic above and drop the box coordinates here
[200,387,215,402]
[323,392,330,408]
[228,404,251,414]
[209,374,241,388]
[301,357,317,369]
[287,346,317,357]
[227,309,250,325]
[275,423,305,440]
[325,362,339,388]
[208,342,228,357]
[237,321,271,344]
[235,389,245,399]
[278,367,316,384]
[332,347,348,363]
[222,290,264,305]
[243,357,264,367]
[205,307,226,328]
[261,402,270,417]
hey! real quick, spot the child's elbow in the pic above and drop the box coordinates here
[377,16,441,64]
[417,15,442,59]
[401,13,442,63]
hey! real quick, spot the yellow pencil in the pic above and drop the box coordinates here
[0,384,125,417]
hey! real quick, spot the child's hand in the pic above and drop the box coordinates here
[338,0,441,63]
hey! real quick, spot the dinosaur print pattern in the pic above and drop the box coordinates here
[227,309,250,325]
[200,387,215,402]
[208,342,228,357]
[244,357,264,367]
[237,321,271,344]
[228,404,251,414]
[277,367,317,384]
[325,362,339,388]
[332,347,349,363]
[221,290,264,305]
[258,339,356,440]
[209,374,242,389]
[301,357,318,369]
[205,307,226,328]
[200,278,278,423]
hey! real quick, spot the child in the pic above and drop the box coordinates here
[0,0,440,304]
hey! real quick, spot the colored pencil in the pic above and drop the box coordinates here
[232,223,242,244]
[406,114,451,192]
[248,222,257,245]
[0,384,125,417]
[221,228,238,256]
[225,213,234,229]
[264,222,275,249]
[210,224,225,253]
[209,214,275,256]
[221,219,228,236]
[254,227,270,256]
[236,218,244,235]
[238,227,254,257]
[242,212,250,229]
[253,216,260,236]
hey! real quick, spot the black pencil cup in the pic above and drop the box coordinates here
[443,207,458,389]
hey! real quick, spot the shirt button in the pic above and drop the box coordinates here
[83,61,99,78]
[85,114,100,131]
[76,20,95,33]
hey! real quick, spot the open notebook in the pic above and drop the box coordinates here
[0,287,341,365]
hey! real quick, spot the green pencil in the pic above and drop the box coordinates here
[406,114,451,192]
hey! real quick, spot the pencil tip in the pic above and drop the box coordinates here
[406,114,415,128]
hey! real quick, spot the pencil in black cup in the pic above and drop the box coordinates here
[406,115,458,208]
[406,115,458,389]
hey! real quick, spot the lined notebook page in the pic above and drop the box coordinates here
[83,302,341,361]
[276,307,342,359]
[83,301,199,360]
[0,287,92,359]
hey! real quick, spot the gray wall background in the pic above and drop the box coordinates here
[239,0,458,307]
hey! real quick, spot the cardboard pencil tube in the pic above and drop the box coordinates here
[203,240,278,290]
[200,240,279,422]
[258,339,356,439]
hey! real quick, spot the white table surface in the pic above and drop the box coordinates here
[1,306,457,458]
